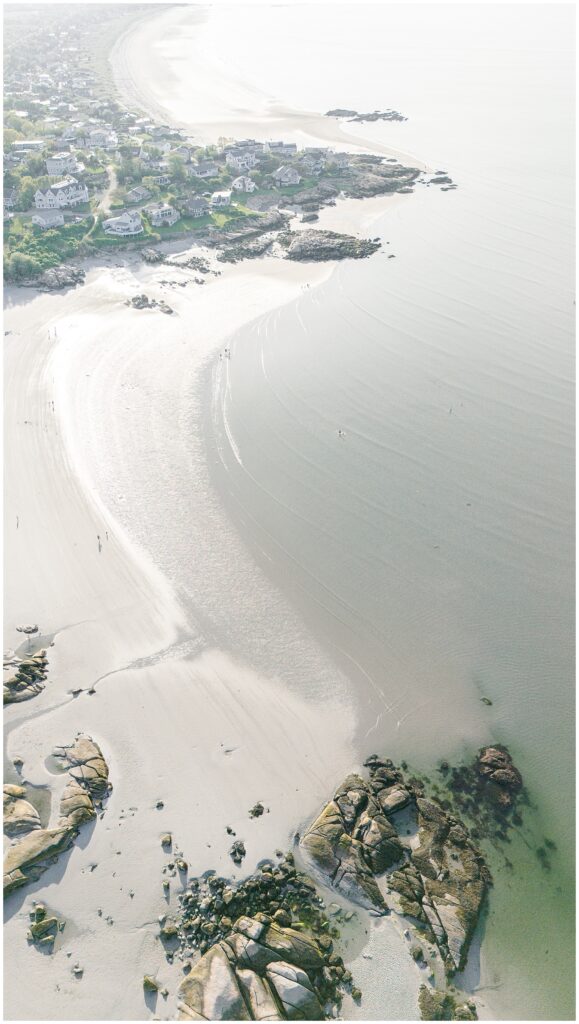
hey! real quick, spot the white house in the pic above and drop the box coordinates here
[210,190,232,208]
[231,175,257,193]
[265,141,298,158]
[11,139,44,152]
[86,128,118,150]
[145,202,180,227]
[32,210,65,229]
[34,176,89,209]
[273,165,301,187]
[226,150,257,172]
[152,173,171,186]
[46,151,80,176]
[103,209,144,236]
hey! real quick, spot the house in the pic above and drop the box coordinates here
[152,174,171,186]
[265,141,298,158]
[34,176,89,209]
[301,154,326,174]
[226,150,257,172]
[145,202,180,227]
[102,209,144,236]
[189,161,219,179]
[86,128,118,150]
[332,153,350,169]
[11,139,44,152]
[231,175,257,193]
[210,190,232,208]
[46,151,80,176]
[126,185,151,204]
[273,165,301,187]
[3,188,17,210]
[32,210,65,229]
[171,145,192,163]
[186,197,209,217]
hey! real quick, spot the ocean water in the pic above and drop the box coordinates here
[199,5,574,1019]
[110,4,574,1018]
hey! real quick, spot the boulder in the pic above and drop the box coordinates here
[266,962,323,1020]
[236,968,282,1020]
[4,826,76,895]
[3,785,41,836]
[177,943,250,1020]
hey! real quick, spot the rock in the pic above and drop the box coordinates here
[283,230,380,263]
[3,785,41,836]
[475,747,522,806]
[236,968,282,1020]
[4,827,76,895]
[4,734,110,895]
[161,834,172,848]
[142,248,165,264]
[177,943,250,1020]
[326,108,407,123]
[300,774,399,912]
[3,649,50,705]
[266,961,323,1020]
[24,266,85,292]
[249,802,265,819]
[230,841,246,865]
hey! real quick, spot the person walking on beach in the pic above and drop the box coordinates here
[97,534,102,553]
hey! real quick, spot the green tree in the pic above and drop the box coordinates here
[6,251,41,280]
[168,154,186,182]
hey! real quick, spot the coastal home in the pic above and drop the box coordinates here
[11,139,45,152]
[231,175,257,193]
[226,150,257,172]
[46,151,81,176]
[273,165,301,187]
[126,185,151,204]
[32,210,65,229]
[171,145,193,163]
[265,141,298,158]
[210,190,232,208]
[189,161,219,179]
[332,153,350,169]
[186,197,209,218]
[301,153,326,174]
[102,209,144,236]
[152,174,171,187]
[34,176,89,209]
[145,202,180,227]
[86,128,118,150]
[3,188,17,210]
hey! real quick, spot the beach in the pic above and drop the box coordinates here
[4,3,575,1022]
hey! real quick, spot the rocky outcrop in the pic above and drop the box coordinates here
[387,794,489,972]
[475,747,522,808]
[126,294,174,314]
[3,735,109,896]
[4,649,49,705]
[3,785,41,836]
[301,756,490,975]
[300,771,403,912]
[177,916,325,1021]
[283,230,381,263]
[326,108,407,123]
[23,265,85,291]
[419,985,478,1021]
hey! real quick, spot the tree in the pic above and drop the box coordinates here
[6,251,41,281]
[16,176,36,210]
[168,154,186,183]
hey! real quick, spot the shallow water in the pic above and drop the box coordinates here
[73,3,575,1019]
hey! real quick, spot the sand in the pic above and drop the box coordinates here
[3,6,431,1021]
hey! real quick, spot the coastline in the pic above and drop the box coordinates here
[4,3,574,1022]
